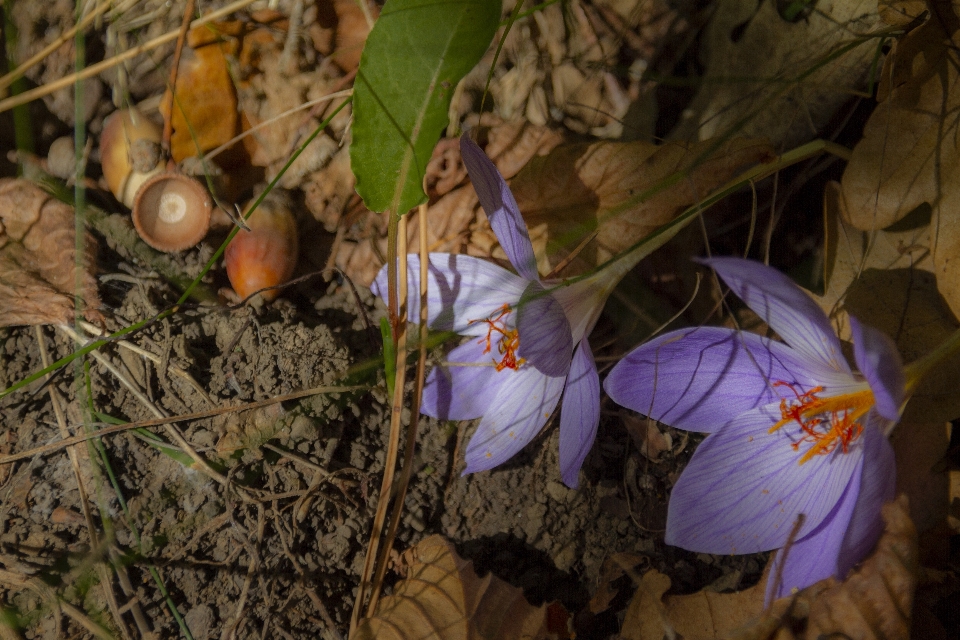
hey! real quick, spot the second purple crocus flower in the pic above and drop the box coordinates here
[604,257,905,601]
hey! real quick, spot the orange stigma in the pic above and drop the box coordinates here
[469,304,526,372]
[769,381,874,464]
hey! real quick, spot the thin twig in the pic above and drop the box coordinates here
[57,324,254,502]
[0,383,366,465]
[79,321,214,407]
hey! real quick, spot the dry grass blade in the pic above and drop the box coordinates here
[351,215,411,633]
[0,0,112,94]
[0,0,259,115]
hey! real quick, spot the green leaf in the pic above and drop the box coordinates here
[351,0,499,215]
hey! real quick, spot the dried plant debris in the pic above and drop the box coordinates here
[0,179,101,327]
[354,535,567,640]
[621,496,918,640]
[505,136,775,275]
[452,0,677,139]
[327,119,566,287]
[671,0,883,148]
[838,5,960,317]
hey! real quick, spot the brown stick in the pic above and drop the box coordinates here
[161,0,196,158]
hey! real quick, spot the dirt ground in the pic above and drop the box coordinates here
[0,0,885,638]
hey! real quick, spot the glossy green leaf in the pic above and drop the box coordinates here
[351,0,499,215]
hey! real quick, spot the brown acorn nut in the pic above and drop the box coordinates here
[225,195,299,301]
[99,108,164,207]
[132,173,213,252]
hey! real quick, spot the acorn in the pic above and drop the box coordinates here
[132,172,213,252]
[99,108,164,207]
[225,194,299,302]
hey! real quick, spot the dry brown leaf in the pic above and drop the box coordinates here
[818,184,958,531]
[620,569,765,640]
[622,413,671,462]
[332,0,378,73]
[0,179,101,327]
[671,0,882,148]
[622,497,918,640]
[507,137,775,276]
[352,535,561,640]
[160,27,239,163]
[836,9,960,316]
[890,422,952,532]
[329,120,565,287]
[820,180,960,424]
[878,0,928,25]
[588,552,647,615]
[802,496,918,640]
[840,16,960,231]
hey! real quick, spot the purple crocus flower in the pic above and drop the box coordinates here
[372,136,629,488]
[604,257,905,601]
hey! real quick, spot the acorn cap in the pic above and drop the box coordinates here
[132,173,213,252]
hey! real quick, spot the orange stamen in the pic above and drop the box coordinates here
[769,381,874,465]
[469,304,526,372]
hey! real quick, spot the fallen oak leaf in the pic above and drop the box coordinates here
[0,179,101,327]
[506,137,775,277]
[620,569,765,640]
[352,535,565,640]
[840,15,960,232]
[621,497,918,640]
[160,35,238,163]
[817,182,958,532]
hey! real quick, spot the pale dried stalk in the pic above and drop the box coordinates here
[0,0,112,94]
[367,202,431,615]
[0,383,365,465]
[34,327,135,640]
[0,0,259,114]
[79,320,214,406]
[57,323,256,503]
[351,215,410,633]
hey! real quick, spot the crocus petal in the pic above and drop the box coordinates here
[765,454,862,602]
[558,338,600,489]
[421,340,505,421]
[372,253,527,336]
[462,365,566,475]
[850,315,906,421]
[701,257,850,373]
[604,327,836,433]
[837,421,896,574]
[665,402,863,554]
[460,135,540,282]
[517,283,573,377]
